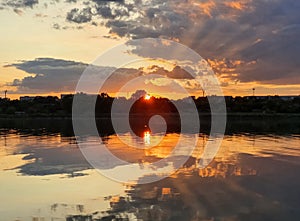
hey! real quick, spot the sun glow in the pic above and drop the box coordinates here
[144,94,151,100]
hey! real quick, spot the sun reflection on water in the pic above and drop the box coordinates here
[143,130,151,145]
[1,128,300,220]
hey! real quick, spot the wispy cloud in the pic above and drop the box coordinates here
[13,8,23,15]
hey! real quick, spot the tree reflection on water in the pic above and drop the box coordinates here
[0,118,300,221]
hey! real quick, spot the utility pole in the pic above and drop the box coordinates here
[4,90,7,99]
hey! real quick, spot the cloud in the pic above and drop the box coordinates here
[65,0,77,3]
[66,7,92,23]
[13,8,23,15]
[223,1,246,10]
[145,78,173,87]
[2,0,300,88]
[52,23,60,29]
[93,0,125,4]
[35,13,48,17]
[59,0,300,85]
[148,65,193,79]
[1,0,39,8]
[7,58,149,94]
[100,67,144,93]
[7,58,89,93]
[7,57,210,95]
[2,0,300,85]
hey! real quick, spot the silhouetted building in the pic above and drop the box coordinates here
[20,96,35,101]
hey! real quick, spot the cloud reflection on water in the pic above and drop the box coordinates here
[0,118,300,220]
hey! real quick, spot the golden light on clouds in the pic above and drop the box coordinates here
[224,1,246,10]
[191,0,216,17]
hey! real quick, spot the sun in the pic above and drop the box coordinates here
[144,94,151,100]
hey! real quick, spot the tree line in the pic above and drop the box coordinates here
[0,93,299,117]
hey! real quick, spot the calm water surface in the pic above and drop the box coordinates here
[0,118,300,221]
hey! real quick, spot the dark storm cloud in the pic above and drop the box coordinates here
[7,57,199,93]
[2,0,298,85]
[7,58,124,93]
[236,28,300,83]
[230,0,300,84]
[66,7,92,23]
[1,0,39,8]
[8,57,148,94]
[96,5,115,19]
[61,0,300,85]
[8,57,86,73]
[7,58,90,92]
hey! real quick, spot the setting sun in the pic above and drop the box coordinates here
[144,94,151,100]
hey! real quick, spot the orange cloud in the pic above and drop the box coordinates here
[224,1,245,10]
[207,58,244,78]
[191,0,216,17]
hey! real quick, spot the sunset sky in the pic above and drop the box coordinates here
[0,0,299,99]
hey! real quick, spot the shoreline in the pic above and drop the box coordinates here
[0,112,300,119]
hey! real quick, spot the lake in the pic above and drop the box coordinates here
[0,117,300,221]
